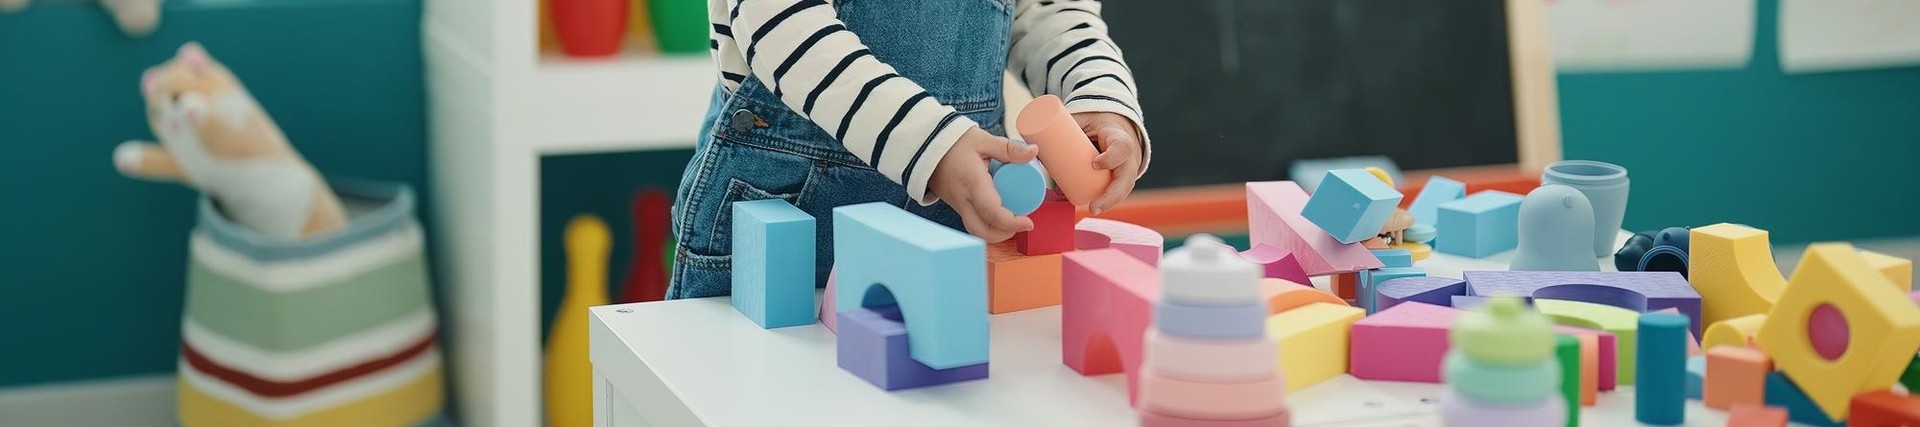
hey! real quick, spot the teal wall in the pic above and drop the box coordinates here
[538,151,694,341]
[1556,0,1920,243]
[0,0,428,387]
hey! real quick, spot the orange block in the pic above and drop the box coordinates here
[1579,335,1598,406]
[987,241,1063,314]
[1331,272,1359,301]
[1260,278,1347,314]
[1726,404,1787,427]
[1704,346,1772,410]
[1851,390,1920,427]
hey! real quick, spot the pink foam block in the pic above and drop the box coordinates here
[1246,181,1384,276]
[1138,368,1289,420]
[1063,248,1160,405]
[1139,410,1292,427]
[1240,244,1311,285]
[1076,217,1165,265]
[1350,302,1616,390]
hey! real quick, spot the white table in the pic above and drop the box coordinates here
[588,233,1763,426]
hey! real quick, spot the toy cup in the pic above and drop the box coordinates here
[1017,95,1110,207]
[1541,160,1629,257]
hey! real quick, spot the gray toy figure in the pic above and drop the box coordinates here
[1510,185,1601,272]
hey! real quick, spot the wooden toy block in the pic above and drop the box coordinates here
[1359,267,1425,314]
[1704,346,1771,410]
[1407,175,1466,225]
[1578,335,1598,405]
[1636,312,1689,425]
[1302,169,1405,244]
[1861,249,1913,292]
[989,159,1046,216]
[1138,410,1292,427]
[1850,390,1920,427]
[1259,279,1346,314]
[1686,355,1705,400]
[1017,95,1111,206]
[1142,330,1278,383]
[1535,299,1639,386]
[1902,354,1920,393]
[1764,372,1844,427]
[1555,335,1580,427]
[1434,191,1523,258]
[1016,191,1075,256]
[1075,217,1164,265]
[1463,270,1703,335]
[731,199,817,329]
[986,241,1062,314]
[835,306,988,390]
[1726,404,1788,427]
[1062,248,1158,402]
[1240,244,1310,285]
[832,203,988,369]
[1330,272,1358,300]
[1245,181,1384,275]
[1437,391,1565,427]
[1266,302,1364,391]
[1156,299,1269,340]
[1703,314,1765,350]
[1348,302,1615,385]
[1689,223,1788,328]
[1137,368,1290,420]
[1757,243,1920,421]
[822,267,838,333]
[1375,276,1466,313]
[1161,235,1263,307]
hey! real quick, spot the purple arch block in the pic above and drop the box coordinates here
[1375,276,1467,312]
[1462,271,1702,334]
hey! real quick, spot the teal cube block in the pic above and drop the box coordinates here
[1359,266,1424,314]
[1764,371,1844,427]
[1408,176,1466,226]
[732,199,817,329]
[1435,191,1524,258]
[833,203,989,369]
[1303,169,1404,244]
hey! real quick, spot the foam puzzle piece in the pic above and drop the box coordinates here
[1359,267,1425,314]
[1637,312,1690,425]
[1408,175,1466,227]
[1704,346,1771,410]
[1016,190,1075,256]
[1155,300,1268,340]
[1266,302,1364,391]
[1260,279,1346,314]
[1535,299,1639,386]
[1763,372,1843,427]
[1438,391,1564,427]
[1577,335,1598,405]
[1348,302,1616,386]
[989,159,1046,216]
[1702,313,1765,350]
[1725,404,1788,427]
[835,306,988,390]
[1371,249,1413,268]
[833,203,987,369]
[1555,335,1580,427]
[1375,276,1466,313]
[986,241,1063,314]
[1137,368,1290,420]
[822,267,838,333]
[1851,390,1920,427]
[1241,244,1310,285]
[1302,169,1404,244]
[1444,352,1561,405]
[731,199,817,329]
[1075,217,1164,266]
[1757,243,1920,421]
[1462,270,1703,335]
[1062,248,1158,402]
[1162,235,1263,307]
[1689,223,1788,328]
[1434,191,1524,258]
[1862,249,1914,292]
[1138,410,1292,427]
[1685,356,1705,400]
[1246,181,1384,275]
[1142,330,1277,383]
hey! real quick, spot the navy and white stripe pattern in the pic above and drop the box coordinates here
[708,0,1148,204]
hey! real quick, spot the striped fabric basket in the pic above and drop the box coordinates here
[177,181,445,427]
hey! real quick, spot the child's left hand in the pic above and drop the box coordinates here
[1074,112,1143,215]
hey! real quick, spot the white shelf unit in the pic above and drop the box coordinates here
[421,0,715,424]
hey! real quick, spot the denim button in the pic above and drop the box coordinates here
[731,109,755,132]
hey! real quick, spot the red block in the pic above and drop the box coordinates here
[1850,390,1920,427]
[1727,404,1787,427]
[1017,190,1075,255]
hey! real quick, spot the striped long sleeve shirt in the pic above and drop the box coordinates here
[708,0,1148,204]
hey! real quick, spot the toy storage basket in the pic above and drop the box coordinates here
[176,180,445,427]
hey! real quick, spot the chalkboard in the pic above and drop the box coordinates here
[1100,0,1533,188]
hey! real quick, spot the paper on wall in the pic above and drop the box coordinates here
[1548,0,1756,72]
[1779,0,1920,74]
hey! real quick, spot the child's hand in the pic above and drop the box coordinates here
[1074,112,1143,215]
[929,127,1041,243]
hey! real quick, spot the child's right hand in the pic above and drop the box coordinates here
[928,126,1041,243]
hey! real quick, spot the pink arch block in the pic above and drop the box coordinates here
[1076,218,1164,266]
[1063,248,1160,405]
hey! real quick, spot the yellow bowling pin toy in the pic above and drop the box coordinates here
[546,214,612,427]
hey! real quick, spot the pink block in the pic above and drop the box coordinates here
[822,268,838,333]
[1063,248,1160,405]
[1246,182,1384,276]
[1139,410,1292,427]
[1350,302,1617,390]
[1076,217,1165,265]
[1240,244,1311,285]
[1138,368,1289,420]
[1910,291,1919,306]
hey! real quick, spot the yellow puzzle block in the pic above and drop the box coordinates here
[1536,299,1640,385]
[1266,302,1365,392]
[1702,313,1766,351]
[1690,223,1788,328]
[1861,249,1913,293]
[1756,243,1920,421]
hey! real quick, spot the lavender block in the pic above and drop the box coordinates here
[836,306,989,391]
[1463,271,1702,334]
[1374,276,1467,312]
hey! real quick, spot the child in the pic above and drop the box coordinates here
[669,0,1151,299]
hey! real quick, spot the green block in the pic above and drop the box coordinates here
[1557,334,1581,427]
[1902,354,1920,392]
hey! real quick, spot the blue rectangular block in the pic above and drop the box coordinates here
[1371,249,1414,268]
[1407,176,1466,226]
[833,202,988,369]
[1359,266,1424,314]
[1764,372,1844,427]
[1302,169,1404,244]
[731,199,817,329]
[1435,191,1523,258]
[836,306,989,391]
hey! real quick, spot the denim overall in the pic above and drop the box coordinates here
[668,0,1015,299]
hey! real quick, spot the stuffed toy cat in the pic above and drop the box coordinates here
[113,42,348,240]
[1,0,162,37]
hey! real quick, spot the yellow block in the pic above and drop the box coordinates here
[1702,314,1766,351]
[1266,302,1365,392]
[1861,249,1913,292]
[1756,243,1920,421]
[179,369,443,427]
[1536,299,1640,385]
[1689,223,1788,328]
